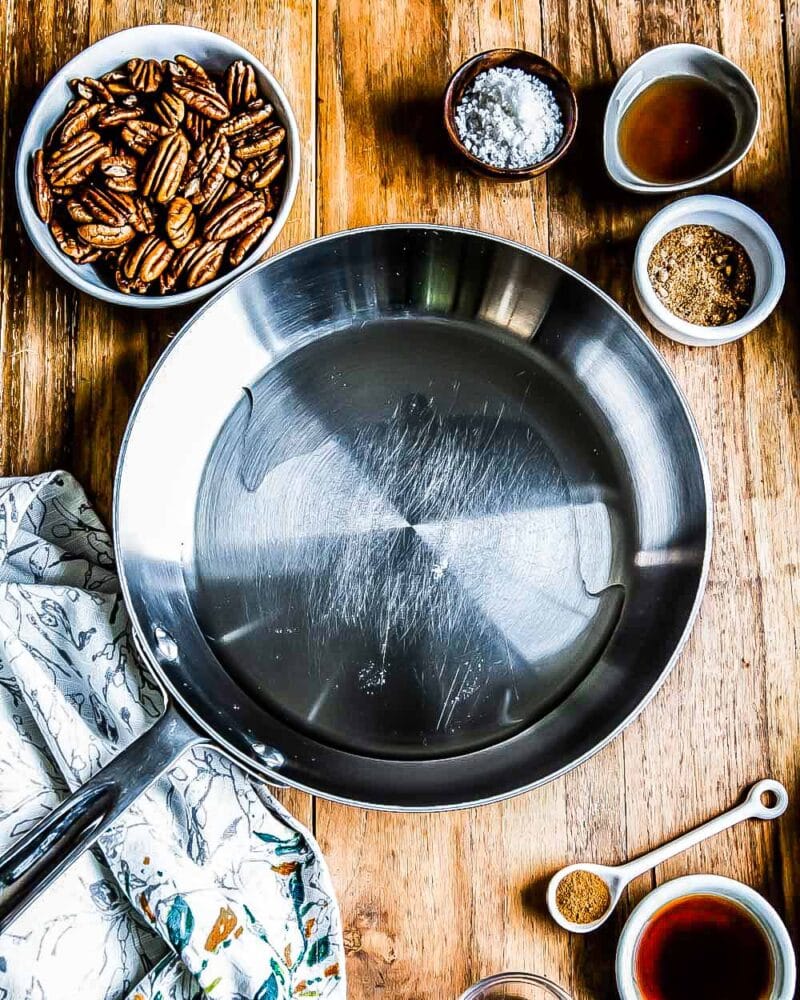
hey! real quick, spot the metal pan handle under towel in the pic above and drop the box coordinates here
[0,704,205,934]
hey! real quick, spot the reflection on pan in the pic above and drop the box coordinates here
[193,319,626,758]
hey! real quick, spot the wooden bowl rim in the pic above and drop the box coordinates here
[443,47,579,180]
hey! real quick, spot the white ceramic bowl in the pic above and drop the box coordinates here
[616,875,796,999]
[604,43,759,194]
[15,24,300,308]
[633,195,785,346]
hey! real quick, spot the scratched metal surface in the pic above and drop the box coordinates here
[193,319,623,758]
[114,227,710,808]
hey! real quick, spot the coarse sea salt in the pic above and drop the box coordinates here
[455,66,564,169]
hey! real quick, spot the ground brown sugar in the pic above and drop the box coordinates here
[647,224,755,327]
[555,869,611,924]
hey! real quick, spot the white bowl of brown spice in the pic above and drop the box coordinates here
[633,195,784,346]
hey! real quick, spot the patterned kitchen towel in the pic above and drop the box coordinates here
[0,472,345,1000]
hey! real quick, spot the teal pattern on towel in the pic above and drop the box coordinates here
[0,472,345,1000]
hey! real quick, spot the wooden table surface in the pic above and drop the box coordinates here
[2,0,798,996]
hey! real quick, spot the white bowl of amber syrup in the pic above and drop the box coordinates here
[633,195,785,347]
[604,44,759,194]
[616,874,795,1000]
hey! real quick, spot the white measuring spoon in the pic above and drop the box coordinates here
[546,778,788,934]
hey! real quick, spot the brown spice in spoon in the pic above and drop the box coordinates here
[555,869,611,924]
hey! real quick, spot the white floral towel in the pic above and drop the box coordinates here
[0,472,345,1000]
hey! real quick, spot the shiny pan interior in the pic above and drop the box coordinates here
[115,225,711,809]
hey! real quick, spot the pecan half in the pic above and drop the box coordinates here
[184,240,226,288]
[121,119,164,155]
[96,105,143,128]
[32,150,53,223]
[57,101,103,145]
[98,151,138,192]
[224,157,242,179]
[120,234,174,283]
[228,215,273,266]
[198,178,238,218]
[47,98,88,147]
[203,189,265,240]
[66,197,94,223]
[218,104,273,137]
[233,125,285,161]
[76,222,136,247]
[47,130,100,165]
[224,59,258,109]
[101,69,136,97]
[257,186,276,213]
[71,76,114,103]
[153,91,185,130]
[50,220,102,262]
[172,76,230,121]
[184,110,211,144]
[128,57,163,93]
[173,54,211,83]
[133,199,155,233]
[183,133,230,204]
[114,253,150,294]
[47,131,109,188]
[240,150,285,190]
[141,131,190,203]
[72,187,139,227]
[165,196,196,248]
[159,237,201,292]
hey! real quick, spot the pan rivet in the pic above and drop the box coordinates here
[250,742,285,768]
[153,626,179,662]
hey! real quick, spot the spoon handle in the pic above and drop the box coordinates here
[617,779,788,883]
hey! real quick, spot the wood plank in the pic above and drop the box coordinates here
[315,1,628,996]
[317,0,548,246]
[544,0,799,982]
[316,0,799,995]
[77,0,317,521]
[0,2,316,821]
[0,4,89,477]
[750,0,800,946]
[87,1,317,821]
[2,0,798,994]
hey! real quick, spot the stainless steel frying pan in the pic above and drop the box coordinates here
[0,226,711,931]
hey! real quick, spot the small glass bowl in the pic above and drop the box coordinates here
[458,972,572,999]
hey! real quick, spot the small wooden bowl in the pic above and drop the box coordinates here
[443,49,578,181]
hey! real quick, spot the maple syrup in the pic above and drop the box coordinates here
[634,894,773,1000]
[618,76,738,184]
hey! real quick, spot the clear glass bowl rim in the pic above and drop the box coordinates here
[458,972,572,999]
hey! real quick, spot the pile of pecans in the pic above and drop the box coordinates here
[31,54,287,295]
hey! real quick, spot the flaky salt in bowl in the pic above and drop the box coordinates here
[455,67,563,169]
[443,48,578,181]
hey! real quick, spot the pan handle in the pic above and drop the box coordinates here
[0,703,205,934]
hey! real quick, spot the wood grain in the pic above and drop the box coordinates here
[0,0,315,824]
[2,0,799,996]
[542,0,799,996]
[314,0,607,996]
[316,0,800,997]
[0,1,88,478]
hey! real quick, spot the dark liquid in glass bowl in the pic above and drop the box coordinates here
[618,76,738,184]
[634,894,773,1000]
